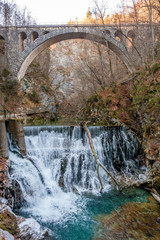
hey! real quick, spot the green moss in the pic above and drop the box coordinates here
[131,74,160,134]
[41,84,48,92]
[150,63,160,74]
[87,95,101,103]
[105,98,112,105]
[27,90,39,103]
[0,78,19,94]
[2,68,10,77]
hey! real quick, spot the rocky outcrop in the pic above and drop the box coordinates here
[0,157,12,204]
[0,156,23,209]
[145,133,160,163]
[18,218,51,240]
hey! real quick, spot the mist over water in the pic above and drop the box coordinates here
[9,126,146,239]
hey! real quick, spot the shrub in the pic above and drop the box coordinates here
[2,68,10,77]
[27,90,39,103]
[0,79,19,94]
[150,63,160,74]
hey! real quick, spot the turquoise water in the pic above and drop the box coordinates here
[30,188,149,240]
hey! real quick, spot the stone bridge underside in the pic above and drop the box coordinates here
[0,25,144,80]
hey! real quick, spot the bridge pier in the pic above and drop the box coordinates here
[0,119,26,159]
[8,120,26,155]
[0,121,9,159]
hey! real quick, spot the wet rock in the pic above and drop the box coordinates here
[0,157,23,209]
[59,157,68,190]
[18,218,51,240]
[72,186,79,194]
[10,179,24,210]
[60,157,68,175]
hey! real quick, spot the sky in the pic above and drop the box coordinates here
[14,0,123,24]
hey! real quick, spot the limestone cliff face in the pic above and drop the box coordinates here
[48,39,128,115]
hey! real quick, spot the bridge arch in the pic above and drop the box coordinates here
[17,28,136,80]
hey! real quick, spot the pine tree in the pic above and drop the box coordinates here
[86,7,92,19]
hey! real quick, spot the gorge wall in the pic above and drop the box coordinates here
[17,39,129,117]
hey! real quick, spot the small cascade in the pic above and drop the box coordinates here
[9,125,144,225]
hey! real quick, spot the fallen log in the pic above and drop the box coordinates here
[145,188,160,204]
[81,122,122,192]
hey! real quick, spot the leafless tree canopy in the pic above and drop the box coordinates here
[0,0,36,26]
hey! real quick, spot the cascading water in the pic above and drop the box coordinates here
[9,125,146,240]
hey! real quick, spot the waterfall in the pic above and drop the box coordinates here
[9,125,142,224]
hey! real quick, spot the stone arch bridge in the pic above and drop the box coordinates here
[0,24,157,80]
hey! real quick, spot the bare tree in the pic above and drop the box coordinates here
[0,0,36,26]
[92,0,116,82]
[113,0,160,67]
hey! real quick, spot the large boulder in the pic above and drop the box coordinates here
[18,218,51,240]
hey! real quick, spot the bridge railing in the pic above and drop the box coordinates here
[0,22,159,29]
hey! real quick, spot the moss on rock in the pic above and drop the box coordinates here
[94,197,160,240]
[0,209,20,236]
